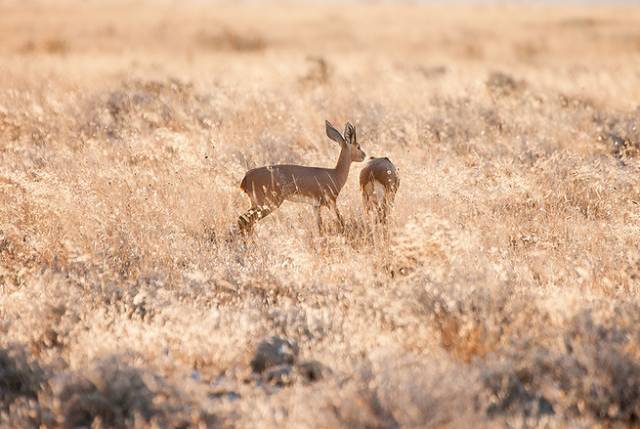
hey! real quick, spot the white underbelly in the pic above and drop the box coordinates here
[286,194,319,205]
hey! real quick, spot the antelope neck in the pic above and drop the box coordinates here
[333,144,352,190]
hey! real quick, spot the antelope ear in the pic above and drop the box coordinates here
[326,120,346,145]
[344,122,356,145]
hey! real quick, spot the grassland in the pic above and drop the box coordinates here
[1,1,640,427]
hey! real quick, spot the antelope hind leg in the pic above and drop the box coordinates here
[238,205,274,235]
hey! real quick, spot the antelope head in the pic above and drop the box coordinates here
[326,121,367,162]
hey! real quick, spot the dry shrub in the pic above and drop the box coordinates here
[0,110,24,141]
[330,384,399,429]
[28,304,72,357]
[0,346,46,408]
[289,368,401,429]
[482,347,558,423]
[0,348,219,428]
[0,225,37,287]
[300,56,332,86]
[514,41,546,62]
[196,29,266,52]
[43,38,69,55]
[48,357,216,429]
[417,95,505,154]
[0,346,48,428]
[18,38,69,55]
[82,78,207,140]
[486,71,527,97]
[594,108,640,159]
[417,280,551,364]
[531,154,625,220]
[50,359,155,428]
[0,101,51,147]
[417,65,448,79]
[480,308,640,425]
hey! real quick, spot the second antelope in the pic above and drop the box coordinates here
[360,157,399,225]
[238,120,366,234]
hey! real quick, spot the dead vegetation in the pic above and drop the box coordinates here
[1,1,640,428]
[196,29,267,52]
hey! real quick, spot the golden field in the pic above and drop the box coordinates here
[1,1,640,427]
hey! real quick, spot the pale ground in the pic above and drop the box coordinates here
[1,1,640,428]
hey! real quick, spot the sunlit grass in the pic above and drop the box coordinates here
[1,1,640,427]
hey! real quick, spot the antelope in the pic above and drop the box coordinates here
[238,120,367,234]
[359,157,399,225]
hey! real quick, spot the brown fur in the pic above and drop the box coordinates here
[359,157,399,224]
[238,121,366,234]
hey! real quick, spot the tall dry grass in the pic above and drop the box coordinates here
[1,1,640,427]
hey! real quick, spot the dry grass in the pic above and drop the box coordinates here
[1,1,640,427]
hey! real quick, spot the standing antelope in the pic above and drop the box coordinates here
[238,120,367,234]
[359,157,399,225]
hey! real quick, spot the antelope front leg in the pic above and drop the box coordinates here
[314,205,323,234]
[333,205,345,232]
